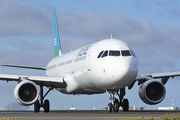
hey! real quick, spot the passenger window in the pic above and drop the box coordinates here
[101,50,108,58]
[109,51,120,56]
[130,50,137,57]
[121,50,131,56]
[97,51,104,58]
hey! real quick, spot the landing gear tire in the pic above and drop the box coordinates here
[114,99,118,104]
[44,99,50,113]
[122,99,129,111]
[108,103,113,112]
[114,102,119,112]
[113,99,119,112]
[34,100,40,112]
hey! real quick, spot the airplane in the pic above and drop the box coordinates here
[1,7,180,113]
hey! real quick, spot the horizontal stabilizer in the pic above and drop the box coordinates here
[1,64,46,70]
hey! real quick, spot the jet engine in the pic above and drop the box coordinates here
[14,80,39,106]
[139,80,166,105]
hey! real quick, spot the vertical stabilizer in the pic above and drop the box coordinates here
[53,7,62,57]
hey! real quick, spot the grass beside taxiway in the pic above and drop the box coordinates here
[0,117,19,120]
[120,113,180,120]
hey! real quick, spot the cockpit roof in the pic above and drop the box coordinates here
[95,39,130,50]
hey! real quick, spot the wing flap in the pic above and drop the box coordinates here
[0,74,66,88]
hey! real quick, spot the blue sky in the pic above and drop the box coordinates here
[0,0,180,110]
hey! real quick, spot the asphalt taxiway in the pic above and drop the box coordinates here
[0,110,180,120]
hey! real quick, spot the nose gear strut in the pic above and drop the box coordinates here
[107,88,129,112]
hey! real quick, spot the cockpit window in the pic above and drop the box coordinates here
[121,50,131,56]
[97,51,104,58]
[130,50,137,57]
[101,50,108,58]
[109,50,120,56]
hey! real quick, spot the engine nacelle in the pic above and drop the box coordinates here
[139,80,166,105]
[14,80,39,106]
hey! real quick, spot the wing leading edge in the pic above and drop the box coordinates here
[0,74,66,88]
[136,71,180,80]
[128,71,180,90]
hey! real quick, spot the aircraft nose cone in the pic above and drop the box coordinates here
[113,59,131,77]
[108,58,137,88]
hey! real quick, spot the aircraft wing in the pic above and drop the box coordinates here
[128,71,180,90]
[136,71,180,80]
[0,74,66,88]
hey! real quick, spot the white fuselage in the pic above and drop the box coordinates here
[46,39,139,94]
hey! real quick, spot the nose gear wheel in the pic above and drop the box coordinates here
[107,88,129,113]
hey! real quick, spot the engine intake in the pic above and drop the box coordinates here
[139,80,166,105]
[14,80,39,106]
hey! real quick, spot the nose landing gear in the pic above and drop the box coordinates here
[107,88,129,112]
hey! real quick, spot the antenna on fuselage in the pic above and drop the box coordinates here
[110,33,112,39]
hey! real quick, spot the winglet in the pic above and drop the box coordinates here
[53,7,62,57]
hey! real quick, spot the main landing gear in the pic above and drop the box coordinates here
[34,85,53,113]
[107,88,129,113]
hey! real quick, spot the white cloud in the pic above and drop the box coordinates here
[0,0,53,37]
